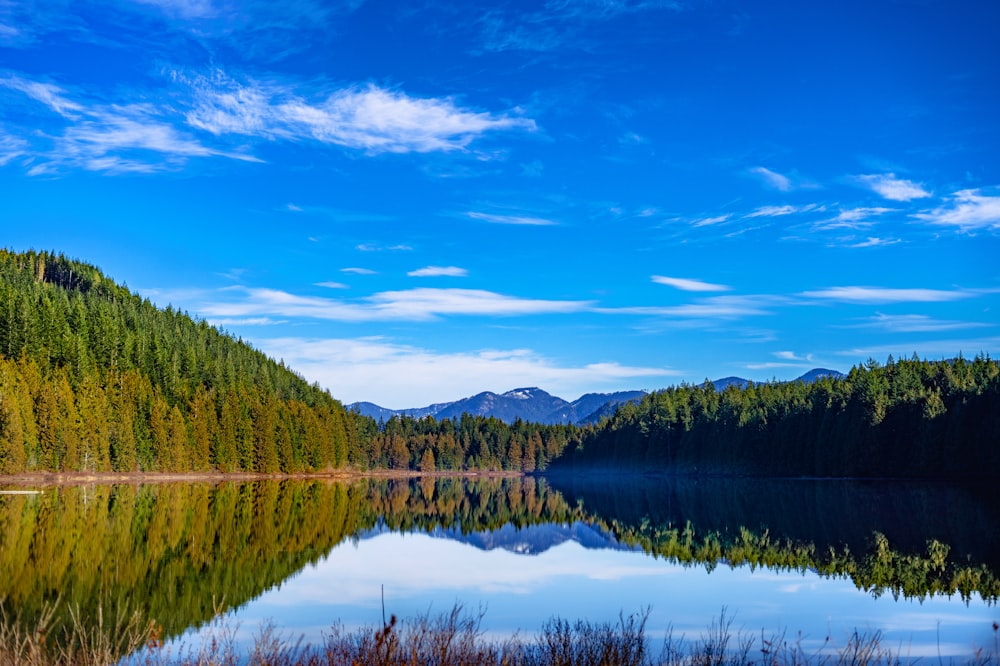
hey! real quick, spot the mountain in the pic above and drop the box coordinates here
[711,376,753,390]
[795,368,845,382]
[435,387,567,423]
[347,369,844,426]
[349,388,646,426]
[550,391,647,425]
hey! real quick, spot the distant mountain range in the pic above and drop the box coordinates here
[347,368,844,425]
[349,387,646,426]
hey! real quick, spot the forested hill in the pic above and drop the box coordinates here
[0,249,356,473]
[0,249,579,475]
[552,356,1000,480]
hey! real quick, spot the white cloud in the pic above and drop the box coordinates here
[0,130,28,166]
[855,173,931,201]
[315,281,349,289]
[340,267,377,275]
[745,204,821,219]
[408,266,469,277]
[356,243,412,252]
[64,108,260,164]
[748,166,792,192]
[835,336,1000,360]
[814,207,894,230]
[691,214,730,227]
[210,317,284,326]
[185,72,537,154]
[847,236,901,248]
[199,286,592,323]
[651,275,731,292]
[1,69,536,174]
[802,286,976,304]
[914,188,1000,232]
[0,76,83,117]
[603,295,778,319]
[850,313,988,333]
[466,211,558,226]
[773,351,813,362]
[745,361,811,370]
[1,74,259,173]
[254,337,674,408]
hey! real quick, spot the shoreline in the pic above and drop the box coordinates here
[0,468,525,488]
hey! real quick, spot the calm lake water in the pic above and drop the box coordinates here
[1,476,998,661]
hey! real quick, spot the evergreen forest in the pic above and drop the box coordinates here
[0,250,575,475]
[1,249,998,479]
[552,354,1000,479]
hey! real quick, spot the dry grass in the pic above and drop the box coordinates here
[1,602,997,666]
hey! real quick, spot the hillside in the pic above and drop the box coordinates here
[552,356,1000,480]
[0,249,581,475]
[0,249,356,474]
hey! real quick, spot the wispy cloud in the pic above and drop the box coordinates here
[802,286,977,304]
[748,166,792,192]
[211,317,285,327]
[255,337,675,408]
[849,313,989,333]
[357,243,412,252]
[603,295,779,319]
[199,286,593,322]
[651,275,731,292]
[691,214,730,227]
[846,236,901,248]
[814,207,894,230]
[466,211,558,226]
[745,204,821,218]
[1,74,259,173]
[835,336,1000,361]
[315,281,349,289]
[185,71,537,154]
[0,68,537,174]
[1,76,83,116]
[340,267,377,275]
[773,350,814,362]
[855,173,931,201]
[408,266,469,277]
[914,188,1000,232]
[0,130,28,166]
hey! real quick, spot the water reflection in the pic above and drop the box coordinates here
[229,529,997,659]
[1,476,998,662]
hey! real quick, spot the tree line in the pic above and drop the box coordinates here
[2,249,998,479]
[552,355,1000,479]
[0,249,576,474]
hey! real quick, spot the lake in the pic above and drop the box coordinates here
[1,476,998,663]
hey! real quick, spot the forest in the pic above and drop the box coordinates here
[551,354,1000,479]
[0,249,575,475]
[1,249,998,479]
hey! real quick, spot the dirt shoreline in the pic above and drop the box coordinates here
[0,469,525,488]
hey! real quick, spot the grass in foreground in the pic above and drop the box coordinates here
[2,603,998,666]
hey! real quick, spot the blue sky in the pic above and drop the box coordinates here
[2,0,998,408]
